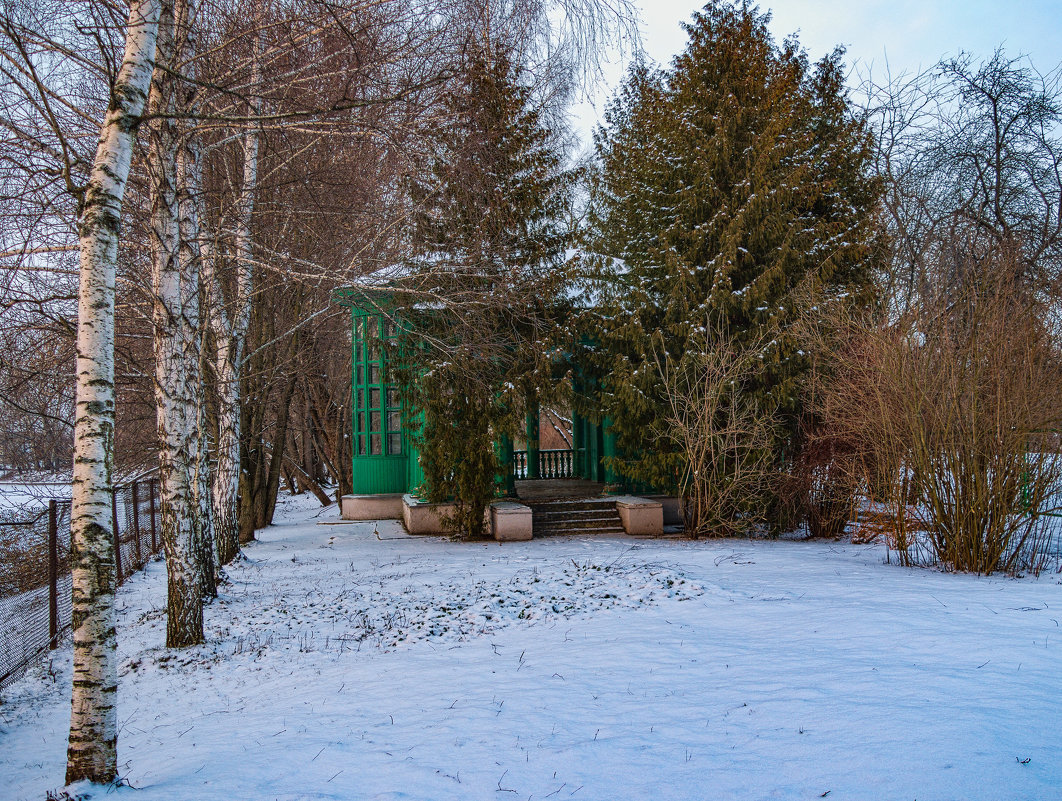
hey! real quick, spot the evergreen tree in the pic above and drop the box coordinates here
[585,1,881,524]
[399,46,572,537]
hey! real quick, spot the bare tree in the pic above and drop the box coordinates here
[842,48,1062,571]
[145,0,212,647]
[0,318,74,473]
[863,50,1062,312]
[204,19,260,563]
[64,0,161,784]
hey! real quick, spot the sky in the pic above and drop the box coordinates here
[569,0,1062,145]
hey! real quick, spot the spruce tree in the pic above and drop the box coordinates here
[585,1,881,525]
[399,46,572,537]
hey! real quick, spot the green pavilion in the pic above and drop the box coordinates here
[333,287,670,540]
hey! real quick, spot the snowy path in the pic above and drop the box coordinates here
[2,495,1061,800]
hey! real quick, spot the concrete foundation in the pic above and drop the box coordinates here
[401,494,457,535]
[614,496,664,536]
[341,493,404,520]
[346,491,666,539]
[490,501,533,542]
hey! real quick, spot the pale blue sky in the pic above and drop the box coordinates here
[570,0,1061,143]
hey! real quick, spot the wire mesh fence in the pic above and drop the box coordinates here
[0,478,161,692]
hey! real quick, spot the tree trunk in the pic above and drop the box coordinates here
[237,367,261,544]
[284,454,334,506]
[211,336,242,559]
[66,0,160,786]
[148,0,204,648]
[263,369,298,527]
[208,38,259,565]
[177,130,216,598]
[335,388,353,499]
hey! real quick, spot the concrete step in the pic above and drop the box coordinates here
[534,515,624,530]
[533,508,619,521]
[534,524,626,536]
[528,496,625,535]
[527,498,616,512]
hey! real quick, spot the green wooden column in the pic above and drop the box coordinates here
[602,416,619,492]
[525,400,540,480]
[497,434,516,497]
[572,411,584,477]
[587,419,601,482]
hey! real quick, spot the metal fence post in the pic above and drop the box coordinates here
[149,478,158,553]
[131,480,142,566]
[112,487,122,582]
[48,499,58,649]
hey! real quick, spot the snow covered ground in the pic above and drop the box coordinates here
[2,492,1061,801]
[0,480,70,512]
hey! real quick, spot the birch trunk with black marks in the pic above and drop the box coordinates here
[177,128,216,598]
[66,0,160,786]
[208,42,259,558]
[147,0,204,648]
[202,234,241,558]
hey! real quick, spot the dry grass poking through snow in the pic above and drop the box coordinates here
[197,553,703,659]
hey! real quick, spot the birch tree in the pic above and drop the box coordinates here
[205,25,260,563]
[177,126,216,597]
[146,0,209,647]
[65,0,161,784]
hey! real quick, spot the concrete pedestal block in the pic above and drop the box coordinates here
[614,496,664,536]
[491,501,533,542]
[341,493,404,520]
[401,494,457,534]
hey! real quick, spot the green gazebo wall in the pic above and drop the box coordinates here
[338,287,618,497]
[347,304,415,495]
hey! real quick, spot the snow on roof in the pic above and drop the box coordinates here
[335,250,633,314]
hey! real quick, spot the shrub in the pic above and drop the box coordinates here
[784,424,860,539]
[653,326,778,538]
[817,270,1062,573]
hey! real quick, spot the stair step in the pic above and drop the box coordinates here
[533,509,621,521]
[533,508,617,518]
[524,497,615,507]
[535,528,626,536]
[535,516,624,530]
[534,519,624,527]
[535,523,626,533]
[521,494,628,536]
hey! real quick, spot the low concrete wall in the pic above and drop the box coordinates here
[490,501,533,542]
[614,496,664,536]
[341,493,404,520]
[401,494,457,535]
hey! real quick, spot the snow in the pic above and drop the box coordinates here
[2,492,1061,801]
[0,481,70,512]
